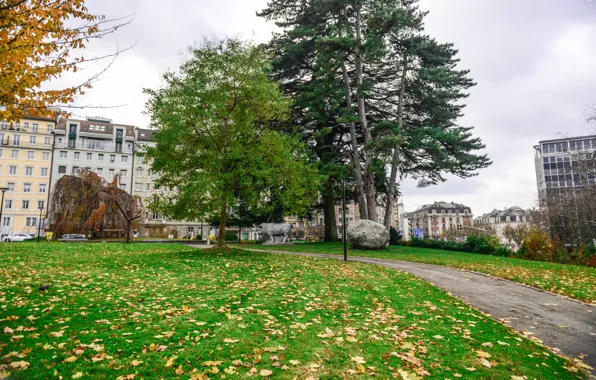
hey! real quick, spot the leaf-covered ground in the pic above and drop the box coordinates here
[237,243,596,304]
[0,243,588,379]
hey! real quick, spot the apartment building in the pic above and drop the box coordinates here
[0,117,55,239]
[474,206,531,246]
[52,116,135,192]
[133,128,207,239]
[406,201,473,239]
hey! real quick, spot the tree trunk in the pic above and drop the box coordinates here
[125,219,131,244]
[341,58,368,220]
[216,200,227,248]
[323,176,339,242]
[354,6,376,221]
[385,54,409,231]
[238,225,242,244]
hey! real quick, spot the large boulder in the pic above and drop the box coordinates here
[347,219,389,250]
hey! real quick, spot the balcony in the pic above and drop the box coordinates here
[54,140,133,153]
[0,137,52,149]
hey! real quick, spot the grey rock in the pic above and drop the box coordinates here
[347,219,389,250]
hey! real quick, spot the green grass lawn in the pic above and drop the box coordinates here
[235,242,596,304]
[0,243,588,379]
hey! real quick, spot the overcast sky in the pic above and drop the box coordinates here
[60,0,596,216]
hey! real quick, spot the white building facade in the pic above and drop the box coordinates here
[52,117,135,193]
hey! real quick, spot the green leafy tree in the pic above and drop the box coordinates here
[261,0,490,233]
[144,38,321,248]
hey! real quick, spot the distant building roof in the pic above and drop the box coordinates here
[415,201,471,212]
[136,128,156,142]
[474,206,530,222]
[56,117,136,137]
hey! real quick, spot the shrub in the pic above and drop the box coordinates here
[519,230,551,261]
[462,234,500,254]
[493,244,513,257]
[224,230,238,241]
[389,227,402,246]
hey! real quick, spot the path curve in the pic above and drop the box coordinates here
[244,249,596,372]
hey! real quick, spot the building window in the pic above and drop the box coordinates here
[7,183,15,191]
[9,166,17,175]
[27,151,34,159]
[32,123,38,133]
[11,150,18,158]
[146,183,150,190]
[86,152,92,160]
[136,169,143,177]
[41,167,48,176]
[44,137,51,145]
[22,200,29,209]
[152,212,160,220]
[137,156,144,163]
[47,124,53,133]
[29,136,36,144]
[23,183,31,192]
[121,155,128,163]
[97,168,103,175]
[135,183,142,191]
[98,153,104,161]
[110,154,115,162]
[147,169,151,177]
[13,134,20,146]
[5,200,12,209]
[58,166,66,174]
[39,184,47,193]
[23,122,29,129]
[0,148,2,157]
[119,184,126,190]
[74,152,80,159]
[87,138,104,150]
[120,169,127,177]
[25,167,33,176]
[42,152,49,160]
[2,216,11,227]
[38,200,45,209]
[108,169,115,176]
[26,217,38,227]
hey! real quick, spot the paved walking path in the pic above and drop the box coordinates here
[244,249,596,372]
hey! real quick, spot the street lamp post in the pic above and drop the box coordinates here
[0,187,8,238]
[37,206,44,242]
[342,178,347,262]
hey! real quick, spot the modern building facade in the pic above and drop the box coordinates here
[52,116,136,193]
[474,206,531,246]
[534,135,596,197]
[406,201,473,239]
[0,117,55,239]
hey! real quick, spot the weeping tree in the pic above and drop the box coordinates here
[48,170,141,242]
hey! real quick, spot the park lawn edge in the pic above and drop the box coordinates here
[234,243,596,304]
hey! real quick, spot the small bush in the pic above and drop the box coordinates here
[493,244,513,257]
[389,227,402,246]
[224,230,238,241]
[463,234,499,254]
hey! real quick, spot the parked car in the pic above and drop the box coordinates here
[57,234,88,242]
[2,233,35,242]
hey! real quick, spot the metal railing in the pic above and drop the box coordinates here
[54,140,133,154]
